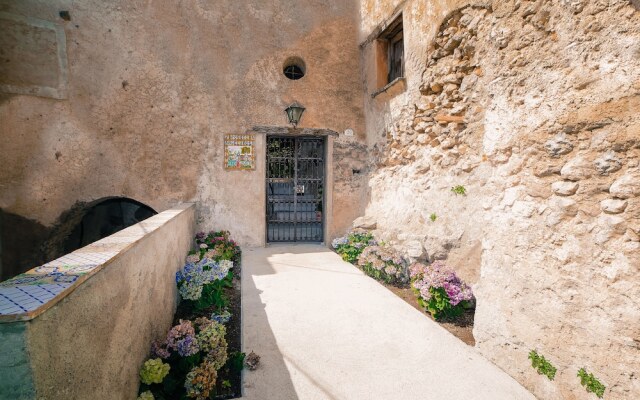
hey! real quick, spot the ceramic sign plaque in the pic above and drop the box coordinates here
[224,134,255,170]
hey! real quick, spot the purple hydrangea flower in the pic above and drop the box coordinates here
[411,261,473,306]
[151,339,171,359]
[176,334,199,357]
[167,320,195,351]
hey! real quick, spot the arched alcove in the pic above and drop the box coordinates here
[61,197,157,253]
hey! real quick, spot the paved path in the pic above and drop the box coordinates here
[241,245,536,400]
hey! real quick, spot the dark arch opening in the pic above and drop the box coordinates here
[61,197,157,254]
[282,56,306,80]
[0,197,157,282]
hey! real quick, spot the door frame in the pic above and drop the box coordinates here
[254,126,336,246]
[264,135,326,243]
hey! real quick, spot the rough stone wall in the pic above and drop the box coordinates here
[360,0,640,398]
[332,140,370,237]
[0,0,365,252]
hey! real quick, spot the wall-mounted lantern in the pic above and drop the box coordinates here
[285,101,305,127]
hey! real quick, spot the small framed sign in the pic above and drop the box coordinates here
[224,134,255,170]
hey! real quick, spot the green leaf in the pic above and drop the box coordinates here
[424,287,463,320]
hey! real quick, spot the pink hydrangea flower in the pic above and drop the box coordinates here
[410,261,473,306]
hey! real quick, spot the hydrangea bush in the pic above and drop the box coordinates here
[410,261,474,320]
[356,245,408,285]
[185,359,219,400]
[139,358,170,385]
[194,317,227,356]
[332,231,376,264]
[176,256,233,312]
[196,230,241,263]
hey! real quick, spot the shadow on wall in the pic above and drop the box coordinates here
[0,211,49,283]
[0,197,156,281]
[0,94,15,106]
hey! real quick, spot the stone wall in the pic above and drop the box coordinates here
[0,0,366,251]
[0,204,194,399]
[360,0,640,398]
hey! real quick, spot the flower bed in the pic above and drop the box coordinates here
[137,230,245,400]
[332,230,475,341]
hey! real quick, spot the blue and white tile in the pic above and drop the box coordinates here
[0,283,71,314]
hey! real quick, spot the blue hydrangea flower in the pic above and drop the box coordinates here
[211,310,232,324]
[331,236,348,249]
[176,259,234,301]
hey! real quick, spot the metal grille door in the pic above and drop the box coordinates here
[266,136,324,242]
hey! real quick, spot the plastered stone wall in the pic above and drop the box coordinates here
[360,0,640,398]
[0,0,366,252]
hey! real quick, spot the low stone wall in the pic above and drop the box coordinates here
[0,204,195,399]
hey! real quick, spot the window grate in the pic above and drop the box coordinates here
[283,65,305,80]
[388,29,404,83]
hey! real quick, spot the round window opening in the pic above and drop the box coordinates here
[283,57,306,80]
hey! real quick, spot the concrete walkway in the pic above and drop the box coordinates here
[241,245,536,400]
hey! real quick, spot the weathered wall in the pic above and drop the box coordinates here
[0,204,194,399]
[360,0,640,398]
[0,0,366,251]
[0,322,34,399]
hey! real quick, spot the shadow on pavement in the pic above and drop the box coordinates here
[241,248,299,400]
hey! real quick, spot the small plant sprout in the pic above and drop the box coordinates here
[528,350,557,381]
[578,368,605,398]
[430,213,437,222]
[451,185,467,195]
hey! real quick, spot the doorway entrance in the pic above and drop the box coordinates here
[266,136,325,242]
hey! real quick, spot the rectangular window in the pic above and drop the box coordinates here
[375,14,404,88]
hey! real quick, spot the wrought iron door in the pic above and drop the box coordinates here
[266,136,324,242]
